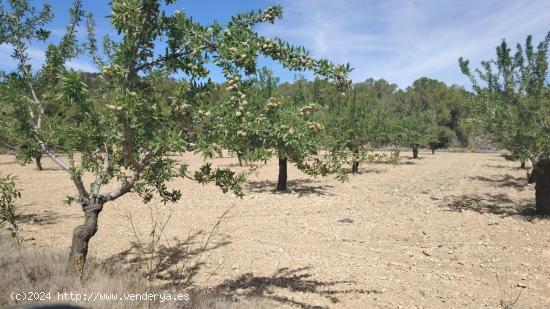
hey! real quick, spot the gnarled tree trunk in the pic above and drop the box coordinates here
[532,158,550,215]
[68,202,104,274]
[277,157,287,191]
[412,145,419,159]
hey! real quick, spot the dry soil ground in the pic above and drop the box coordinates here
[1,151,549,308]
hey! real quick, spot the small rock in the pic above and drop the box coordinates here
[516,283,528,288]
[337,218,354,224]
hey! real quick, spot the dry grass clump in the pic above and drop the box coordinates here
[0,235,258,309]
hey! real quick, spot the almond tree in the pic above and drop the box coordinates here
[0,0,84,170]
[399,107,437,159]
[321,80,404,173]
[459,32,550,214]
[1,0,350,272]
[200,67,349,191]
[252,71,349,191]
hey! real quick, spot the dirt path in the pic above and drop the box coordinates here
[1,151,549,308]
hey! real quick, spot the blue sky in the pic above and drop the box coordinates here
[1,0,549,89]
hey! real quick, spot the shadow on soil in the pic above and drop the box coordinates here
[210,266,381,309]
[399,160,418,165]
[16,210,59,225]
[106,236,378,308]
[105,231,231,287]
[469,174,529,190]
[39,167,63,171]
[245,179,334,196]
[485,164,528,171]
[443,193,544,221]
[348,167,386,175]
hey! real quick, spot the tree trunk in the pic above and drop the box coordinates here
[237,153,243,167]
[35,153,43,171]
[431,148,435,155]
[68,202,103,274]
[351,160,359,174]
[392,149,400,159]
[534,159,550,215]
[351,150,360,173]
[528,157,538,181]
[520,160,526,169]
[412,145,419,159]
[277,157,287,191]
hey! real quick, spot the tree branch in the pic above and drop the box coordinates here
[131,39,217,74]
[92,143,109,196]
[40,145,88,202]
[131,50,188,73]
[100,150,156,202]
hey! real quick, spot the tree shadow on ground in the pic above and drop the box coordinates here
[245,179,334,197]
[443,193,542,221]
[405,157,425,160]
[220,162,245,168]
[485,164,527,171]
[39,167,63,171]
[469,174,529,190]
[16,211,59,225]
[348,168,386,175]
[104,231,231,288]
[211,267,381,309]
[399,160,418,165]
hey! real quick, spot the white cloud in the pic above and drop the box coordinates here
[0,44,46,69]
[259,0,550,88]
[0,44,97,72]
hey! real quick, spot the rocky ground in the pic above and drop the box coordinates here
[1,150,549,308]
